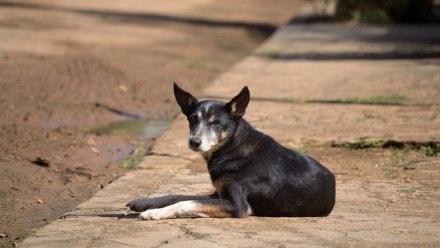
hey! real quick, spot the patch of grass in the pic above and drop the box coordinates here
[186,59,201,68]
[119,142,148,169]
[276,97,299,104]
[390,148,410,168]
[335,139,440,157]
[186,59,211,69]
[420,145,440,157]
[308,95,407,105]
[383,149,405,175]
[340,138,386,149]
[383,168,400,175]
[256,49,281,58]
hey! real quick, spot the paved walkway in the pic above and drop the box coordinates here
[21,4,440,248]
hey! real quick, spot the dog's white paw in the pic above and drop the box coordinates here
[138,209,168,220]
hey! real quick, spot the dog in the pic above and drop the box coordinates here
[126,83,336,220]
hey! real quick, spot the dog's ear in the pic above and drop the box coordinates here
[174,82,197,116]
[226,86,250,118]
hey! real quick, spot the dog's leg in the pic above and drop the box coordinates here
[127,194,217,212]
[138,199,236,220]
[138,183,253,220]
[227,183,252,218]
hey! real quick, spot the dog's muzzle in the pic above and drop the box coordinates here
[189,138,201,150]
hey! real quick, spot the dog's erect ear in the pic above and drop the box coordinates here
[226,86,250,118]
[174,82,197,116]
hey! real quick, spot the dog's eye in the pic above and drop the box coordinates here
[210,120,221,126]
[188,115,197,123]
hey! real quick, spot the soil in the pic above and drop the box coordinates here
[0,0,305,247]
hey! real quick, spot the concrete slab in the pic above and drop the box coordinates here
[244,102,440,145]
[21,176,440,247]
[205,25,440,105]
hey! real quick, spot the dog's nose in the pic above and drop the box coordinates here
[189,138,201,149]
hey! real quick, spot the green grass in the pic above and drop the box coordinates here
[186,59,212,69]
[248,95,407,106]
[383,168,400,175]
[214,95,407,106]
[186,59,202,68]
[390,148,409,167]
[340,138,386,149]
[336,139,440,157]
[118,142,148,169]
[420,145,440,157]
[308,95,407,106]
[256,49,281,58]
[276,97,299,104]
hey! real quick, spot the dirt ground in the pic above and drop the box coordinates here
[0,0,305,247]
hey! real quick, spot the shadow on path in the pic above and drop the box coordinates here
[258,51,440,60]
[0,1,276,35]
[98,213,140,219]
[61,212,140,219]
[259,23,440,60]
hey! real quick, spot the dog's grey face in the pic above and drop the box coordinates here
[173,82,250,156]
[187,102,234,152]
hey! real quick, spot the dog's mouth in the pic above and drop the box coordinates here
[188,141,215,153]
[189,146,201,152]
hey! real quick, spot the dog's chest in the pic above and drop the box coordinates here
[213,178,225,195]
[208,158,237,195]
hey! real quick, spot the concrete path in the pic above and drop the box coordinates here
[21,5,440,248]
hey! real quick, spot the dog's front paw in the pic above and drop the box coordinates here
[138,209,168,220]
[127,195,177,212]
[126,198,151,212]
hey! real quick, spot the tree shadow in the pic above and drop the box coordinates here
[259,24,440,60]
[259,51,440,61]
[0,1,276,35]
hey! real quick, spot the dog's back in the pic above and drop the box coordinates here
[208,119,336,217]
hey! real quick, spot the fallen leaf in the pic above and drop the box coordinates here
[91,147,100,153]
[87,138,96,146]
[119,84,128,93]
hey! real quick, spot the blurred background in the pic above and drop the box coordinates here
[334,0,438,24]
[0,0,438,247]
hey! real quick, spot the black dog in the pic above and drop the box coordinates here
[127,83,335,220]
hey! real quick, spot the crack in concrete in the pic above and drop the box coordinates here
[179,226,210,240]
[151,239,170,248]
[85,222,109,248]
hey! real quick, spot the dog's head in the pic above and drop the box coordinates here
[173,82,250,156]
